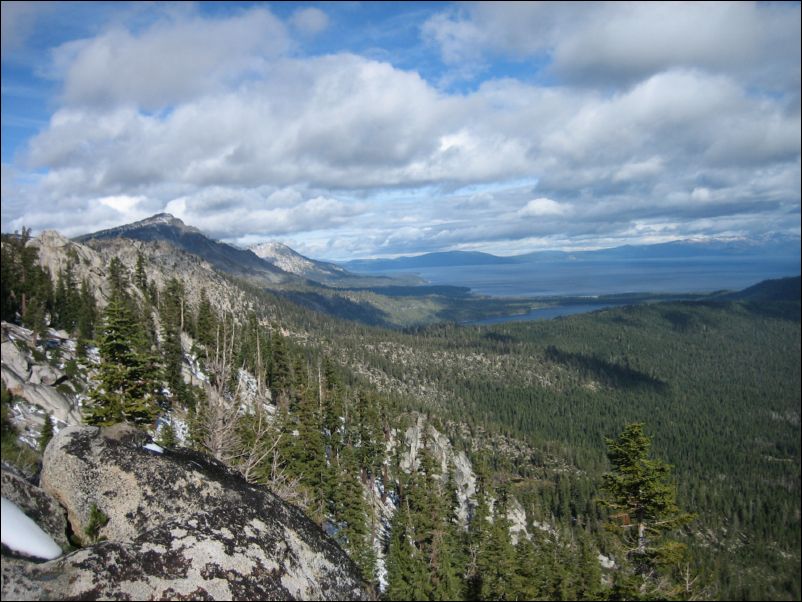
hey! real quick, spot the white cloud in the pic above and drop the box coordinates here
[51,7,289,109]
[613,158,663,183]
[290,7,329,36]
[518,198,571,217]
[691,187,712,202]
[2,3,799,255]
[424,2,800,92]
[162,188,365,240]
[98,194,145,213]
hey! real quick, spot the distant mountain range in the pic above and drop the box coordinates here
[73,213,800,302]
[341,234,801,273]
[343,250,516,272]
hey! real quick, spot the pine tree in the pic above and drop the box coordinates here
[386,476,430,601]
[477,486,517,601]
[77,278,97,344]
[334,445,376,584]
[322,359,345,463]
[601,422,694,593]
[194,289,217,349]
[53,257,79,333]
[84,297,161,426]
[354,390,383,484]
[428,470,463,601]
[512,534,543,600]
[107,257,129,300]
[293,385,328,520]
[270,330,291,405]
[160,277,187,406]
[466,455,492,599]
[134,251,148,293]
[39,413,55,452]
[23,296,48,338]
[157,421,178,448]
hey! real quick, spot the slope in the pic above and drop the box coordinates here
[76,213,295,285]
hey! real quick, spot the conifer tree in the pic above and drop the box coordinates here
[77,278,97,343]
[354,390,383,484]
[161,277,187,406]
[333,445,376,583]
[466,455,492,599]
[134,250,148,293]
[84,297,161,426]
[53,256,80,333]
[39,413,55,452]
[23,296,48,338]
[107,257,129,300]
[270,330,291,404]
[512,534,543,600]
[321,358,345,463]
[476,486,517,601]
[194,289,217,349]
[386,475,429,601]
[601,422,694,594]
[293,385,328,519]
[157,421,178,448]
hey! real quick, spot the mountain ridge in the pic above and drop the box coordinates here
[341,234,801,272]
[76,213,295,285]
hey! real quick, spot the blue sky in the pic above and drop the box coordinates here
[1,1,800,259]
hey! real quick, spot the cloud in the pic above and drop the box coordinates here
[161,188,366,240]
[2,2,799,257]
[1,1,57,57]
[424,2,801,92]
[98,194,145,214]
[290,7,329,36]
[518,198,571,217]
[17,55,800,250]
[50,7,289,109]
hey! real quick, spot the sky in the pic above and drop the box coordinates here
[1,1,800,260]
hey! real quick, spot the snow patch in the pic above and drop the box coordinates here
[143,442,164,454]
[1,497,62,560]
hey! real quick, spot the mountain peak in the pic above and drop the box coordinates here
[250,241,293,255]
[133,213,193,230]
[75,213,199,241]
[250,240,350,280]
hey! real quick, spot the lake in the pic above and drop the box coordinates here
[371,256,801,298]
[466,302,625,325]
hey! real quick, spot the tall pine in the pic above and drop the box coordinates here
[601,422,694,596]
[84,297,161,426]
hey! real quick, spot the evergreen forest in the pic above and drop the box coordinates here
[1,231,800,601]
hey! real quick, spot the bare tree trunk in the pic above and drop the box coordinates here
[202,316,242,463]
[637,521,647,556]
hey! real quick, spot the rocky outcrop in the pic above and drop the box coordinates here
[1,322,83,440]
[398,416,478,525]
[0,471,71,553]
[3,425,372,601]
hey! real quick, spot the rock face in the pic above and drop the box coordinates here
[0,470,71,553]
[1,322,83,431]
[3,425,372,601]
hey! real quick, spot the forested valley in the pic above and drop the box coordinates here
[2,230,800,600]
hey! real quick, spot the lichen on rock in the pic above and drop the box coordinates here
[3,424,372,601]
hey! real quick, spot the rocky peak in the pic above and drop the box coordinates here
[250,241,348,280]
[81,213,199,238]
[251,241,316,274]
